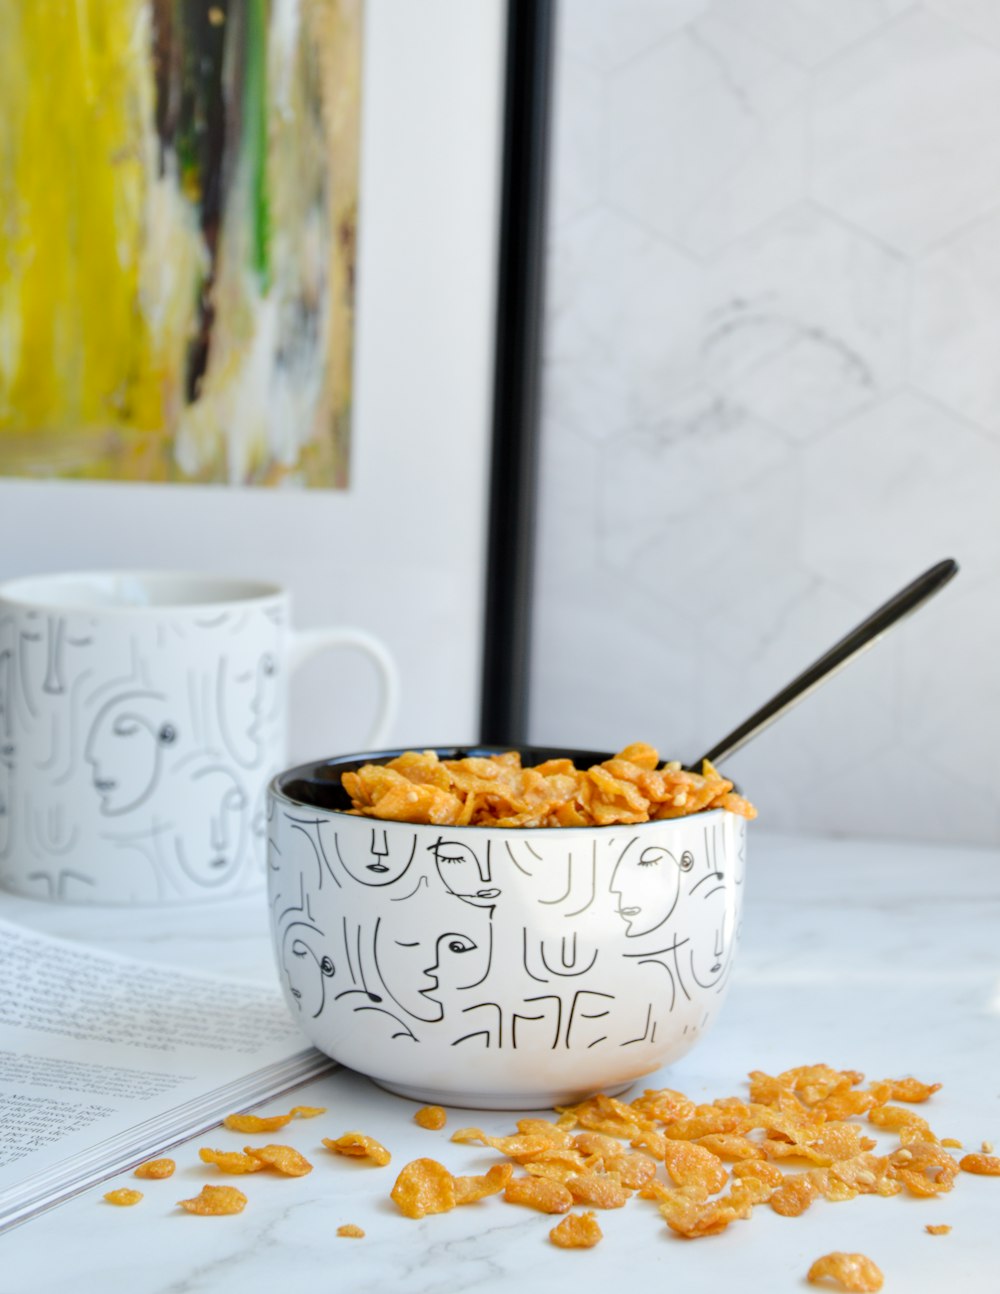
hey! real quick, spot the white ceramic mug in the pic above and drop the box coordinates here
[0,571,399,905]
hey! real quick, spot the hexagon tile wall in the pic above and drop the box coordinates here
[530,0,1000,846]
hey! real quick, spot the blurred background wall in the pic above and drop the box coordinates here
[529,0,1000,846]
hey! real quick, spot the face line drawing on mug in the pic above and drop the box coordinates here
[428,836,501,908]
[83,689,178,816]
[165,752,248,888]
[215,646,281,772]
[334,826,417,888]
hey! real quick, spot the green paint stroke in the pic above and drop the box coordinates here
[243,0,271,291]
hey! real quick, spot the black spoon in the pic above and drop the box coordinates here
[690,558,959,770]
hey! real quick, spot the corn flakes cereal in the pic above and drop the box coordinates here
[662,1176,771,1239]
[323,1132,391,1167]
[178,1185,247,1216]
[959,1153,1000,1176]
[662,1139,729,1195]
[390,1158,456,1218]
[925,1224,951,1235]
[806,1251,883,1292]
[104,1188,143,1206]
[337,1224,365,1238]
[414,1105,447,1131]
[888,1142,960,1197]
[199,1148,265,1175]
[565,1172,630,1209]
[343,746,755,828]
[134,1158,175,1180]
[454,1163,514,1205]
[244,1144,313,1177]
[503,1175,573,1214]
[222,1105,325,1134]
[768,1173,817,1217]
[549,1211,603,1249]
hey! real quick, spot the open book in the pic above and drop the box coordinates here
[0,916,334,1232]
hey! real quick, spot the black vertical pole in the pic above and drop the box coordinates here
[479,0,556,746]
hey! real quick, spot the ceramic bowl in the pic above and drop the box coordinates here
[267,747,747,1110]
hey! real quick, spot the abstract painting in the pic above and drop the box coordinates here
[0,0,362,487]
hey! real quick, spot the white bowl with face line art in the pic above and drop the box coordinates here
[267,747,748,1110]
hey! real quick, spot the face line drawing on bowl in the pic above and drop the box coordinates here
[334,825,417,888]
[281,920,336,1019]
[428,836,501,908]
[372,911,493,1024]
[609,836,689,939]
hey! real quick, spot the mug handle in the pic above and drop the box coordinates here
[288,627,400,750]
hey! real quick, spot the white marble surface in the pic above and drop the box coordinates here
[533,0,1000,848]
[2,830,998,1292]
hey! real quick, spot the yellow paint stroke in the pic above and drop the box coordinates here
[0,0,360,487]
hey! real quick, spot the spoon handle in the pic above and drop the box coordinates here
[694,558,959,770]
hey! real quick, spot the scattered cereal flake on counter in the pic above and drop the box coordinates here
[104,1188,143,1207]
[244,1144,313,1176]
[807,1251,883,1291]
[222,1105,325,1133]
[414,1105,447,1130]
[925,1224,952,1235]
[982,1140,994,1154]
[503,1175,573,1214]
[199,1148,266,1175]
[337,1224,365,1238]
[959,1153,1000,1175]
[323,1132,391,1166]
[390,1158,456,1218]
[178,1185,247,1216]
[454,1163,513,1205]
[549,1212,603,1249]
[134,1158,175,1180]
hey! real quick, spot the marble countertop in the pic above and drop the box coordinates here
[2,831,998,1293]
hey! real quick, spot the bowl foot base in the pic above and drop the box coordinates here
[370,1077,635,1111]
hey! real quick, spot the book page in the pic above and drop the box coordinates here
[0,917,331,1227]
